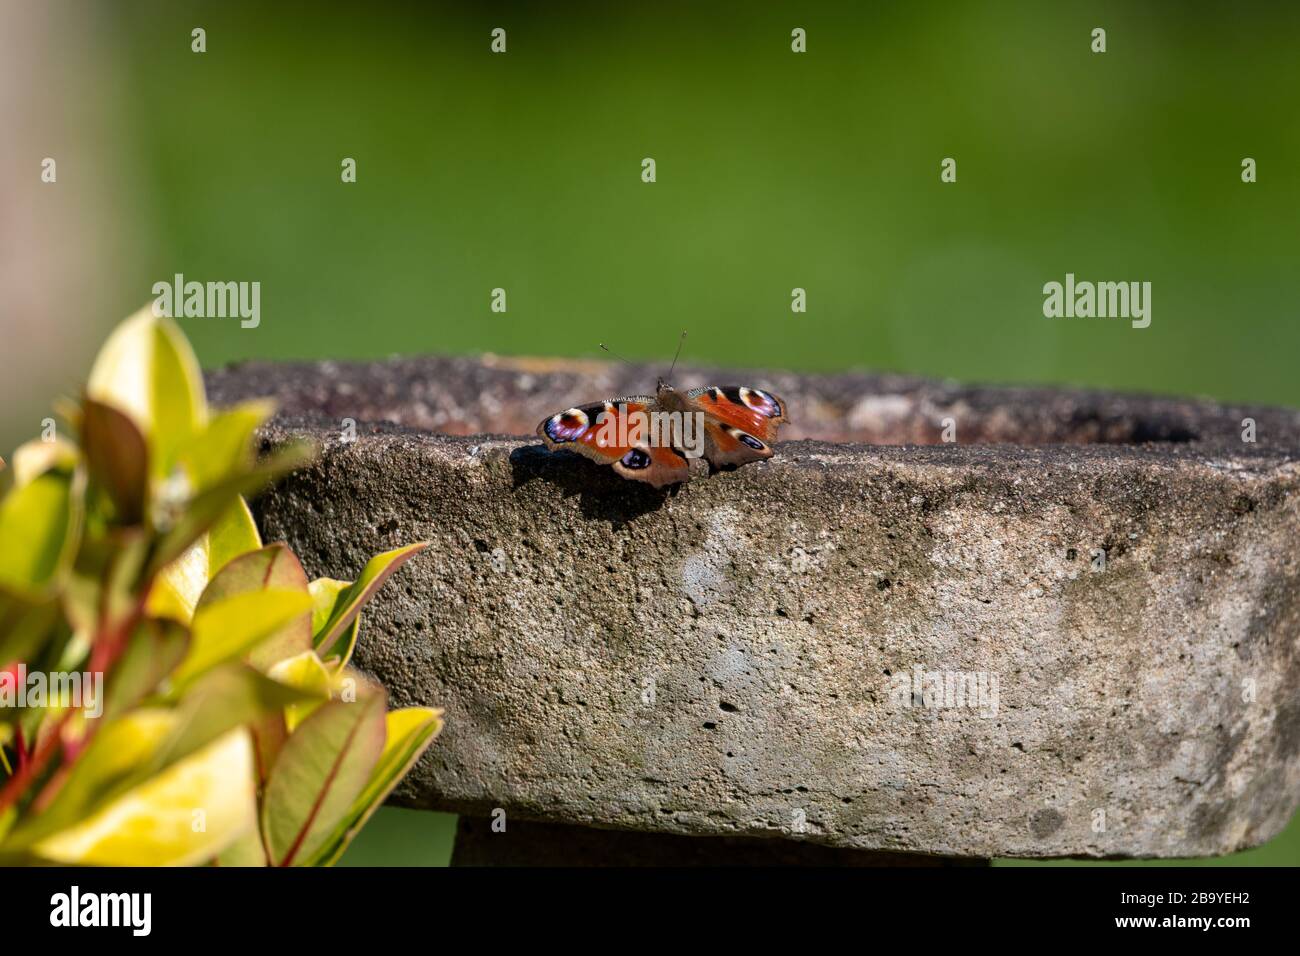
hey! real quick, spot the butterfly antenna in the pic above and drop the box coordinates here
[599,343,637,373]
[666,330,687,381]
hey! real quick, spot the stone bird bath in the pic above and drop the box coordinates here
[207,356,1300,864]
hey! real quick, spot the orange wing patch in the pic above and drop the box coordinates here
[685,386,787,441]
[685,385,788,470]
[536,398,689,488]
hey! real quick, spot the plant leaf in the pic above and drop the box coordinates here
[154,663,319,769]
[4,708,179,848]
[101,616,190,719]
[308,578,350,636]
[216,827,268,867]
[313,543,428,658]
[175,401,275,494]
[261,692,386,866]
[249,710,289,791]
[147,497,263,624]
[0,589,61,672]
[86,307,207,479]
[308,578,362,670]
[146,539,209,624]
[325,618,361,672]
[171,588,313,687]
[81,398,149,524]
[148,442,314,576]
[308,706,443,866]
[0,468,83,596]
[10,438,78,487]
[32,728,257,867]
[208,497,261,576]
[267,651,334,731]
[62,526,150,644]
[196,544,312,670]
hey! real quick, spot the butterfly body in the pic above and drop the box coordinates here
[537,379,788,488]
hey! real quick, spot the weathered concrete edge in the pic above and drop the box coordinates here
[208,354,1300,450]
[248,421,1300,859]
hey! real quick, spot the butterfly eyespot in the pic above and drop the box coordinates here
[620,448,651,469]
[726,426,765,451]
[545,408,589,443]
[739,387,781,417]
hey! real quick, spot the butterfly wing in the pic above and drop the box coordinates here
[537,397,691,488]
[684,386,789,470]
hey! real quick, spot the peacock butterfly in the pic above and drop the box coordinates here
[535,334,789,488]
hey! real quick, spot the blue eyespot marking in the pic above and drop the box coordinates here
[739,387,781,417]
[620,448,651,469]
[725,425,766,450]
[546,408,589,443]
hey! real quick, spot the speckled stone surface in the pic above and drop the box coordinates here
[211,356,1300,858]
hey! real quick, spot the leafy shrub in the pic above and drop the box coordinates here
[0,308,440,865]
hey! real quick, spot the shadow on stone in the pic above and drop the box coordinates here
[509,443,676,525]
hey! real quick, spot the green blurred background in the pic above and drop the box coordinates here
[2,0,1297,864]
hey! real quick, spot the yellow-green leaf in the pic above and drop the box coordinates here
[148,498,262,624]
[208,497,261,575]
[216,827,268,867]
[172,589,313,687]
[0,468,83,596]
[175,401,275,494]
[197,544,312,670]
[86,307,207,478]
[309,706,443,866]
[10,437,78,487]
[154,663,319,769]
[0,589,61,672]
[308,578,361,670]
[5,709,179,848]
[147,538,209,624]
[261,693,386,866]
[32,728,257,867]
[267,651,334,731]
[61,527,150,639]
[102,616,190,718]
[308,578,350,636]
[313,543,428,658]
[149,441,314,576]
